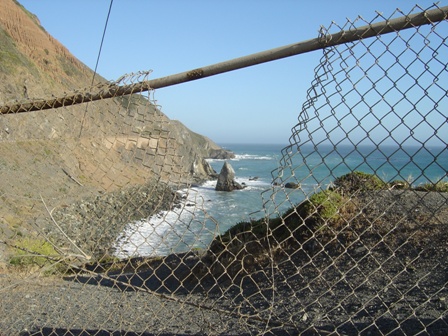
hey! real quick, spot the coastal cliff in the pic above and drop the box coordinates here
[0,0,232,265]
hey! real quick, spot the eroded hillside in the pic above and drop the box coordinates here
[0,0,231,268]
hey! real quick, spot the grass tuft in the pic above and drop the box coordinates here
[9,237,62,275]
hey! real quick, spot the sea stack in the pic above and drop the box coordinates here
[215,161,244,192]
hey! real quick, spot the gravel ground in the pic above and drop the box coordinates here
[0,275,250,335]
[1,190,447,336]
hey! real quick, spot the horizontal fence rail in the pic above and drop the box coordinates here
[0,5,447,115]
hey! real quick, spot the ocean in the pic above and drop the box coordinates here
[114,143,448,258]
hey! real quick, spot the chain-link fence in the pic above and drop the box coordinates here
[1,4,447,336]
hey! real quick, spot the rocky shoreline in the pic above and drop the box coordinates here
[49,178,214,261]
[39,152,232,262]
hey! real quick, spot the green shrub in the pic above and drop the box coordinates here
[301,190,344,221]
[415,180,448,192]
[333,171,387,193]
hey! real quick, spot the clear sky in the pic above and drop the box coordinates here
[17,0,447,145]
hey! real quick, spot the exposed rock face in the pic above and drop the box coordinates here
[0,0,231,191]
[0,0,235,264]
[167,121,234,161]
[191,157,218,179]
[208,148,235,160]
[215,161,244,191]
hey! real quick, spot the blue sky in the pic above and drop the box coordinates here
[18,1,447,145]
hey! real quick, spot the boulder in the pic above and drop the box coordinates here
[215,161,244,191]
[285,182,301,189]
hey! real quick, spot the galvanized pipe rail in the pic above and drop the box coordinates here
[1,5,447,115]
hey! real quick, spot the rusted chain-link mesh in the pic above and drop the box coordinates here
[1,4,447,336]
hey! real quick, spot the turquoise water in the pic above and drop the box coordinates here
[115,143,448,257]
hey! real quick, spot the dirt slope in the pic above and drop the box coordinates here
[0,0,95,102]
[0,0,231,269]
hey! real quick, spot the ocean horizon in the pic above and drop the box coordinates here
[114,142,448,258]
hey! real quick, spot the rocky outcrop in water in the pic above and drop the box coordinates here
[215,161,244,191]
[285,182,300,189]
